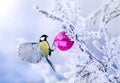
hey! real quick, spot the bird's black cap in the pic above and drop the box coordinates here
[39,34,48,42]
[41,35,48,38]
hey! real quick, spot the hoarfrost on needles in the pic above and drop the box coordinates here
[36,0,120,82]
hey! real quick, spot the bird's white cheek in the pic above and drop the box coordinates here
[40,37,45,41]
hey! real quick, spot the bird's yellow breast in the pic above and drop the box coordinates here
[39,41,49,57]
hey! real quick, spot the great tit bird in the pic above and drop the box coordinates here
[18,35,55,71]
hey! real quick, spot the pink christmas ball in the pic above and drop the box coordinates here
[54,31,74,51]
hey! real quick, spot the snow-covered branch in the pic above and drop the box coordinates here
[85,0,120,27]
[36,0,120,82]
[35,6,63,22]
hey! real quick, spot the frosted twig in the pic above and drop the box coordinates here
[36,6,63,22]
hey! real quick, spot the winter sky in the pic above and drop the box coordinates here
[0,0,120,82]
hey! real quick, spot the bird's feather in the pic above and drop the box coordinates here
[18,42,43,63]
[39,41,49,57]
[46,57,56,72]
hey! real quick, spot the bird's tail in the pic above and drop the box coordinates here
[46,57,56,72]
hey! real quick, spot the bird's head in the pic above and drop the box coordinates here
[39,34,48,42]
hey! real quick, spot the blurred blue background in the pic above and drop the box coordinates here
[0,0,71,82]
[0,0,120,82]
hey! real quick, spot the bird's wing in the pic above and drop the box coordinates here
[18,42,43,63]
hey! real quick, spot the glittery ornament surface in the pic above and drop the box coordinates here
[54,31,74,51]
